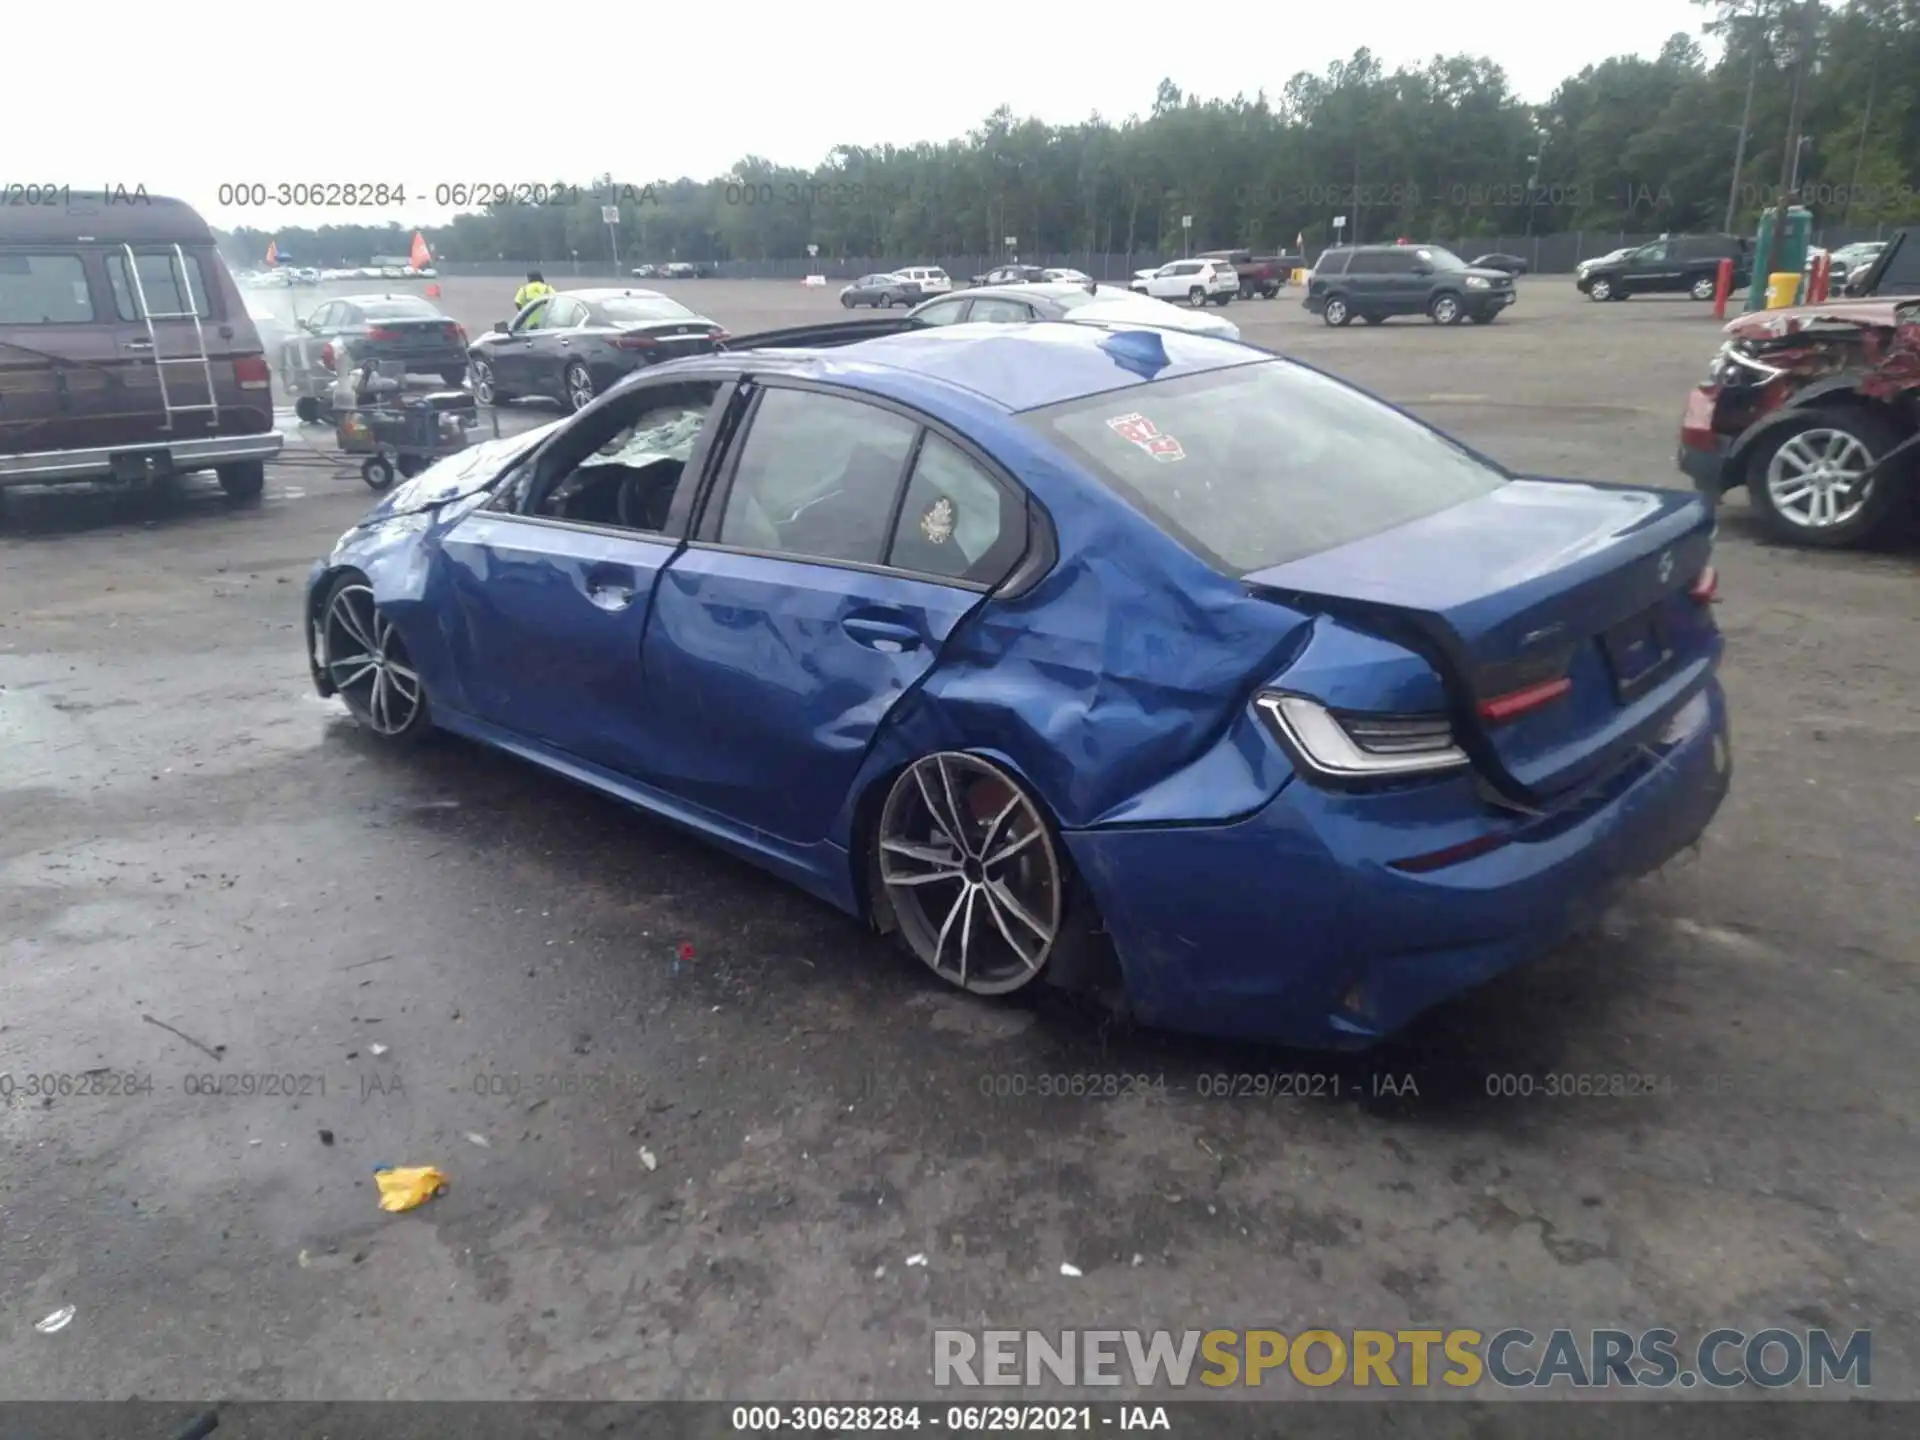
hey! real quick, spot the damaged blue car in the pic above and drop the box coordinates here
[304,316,1732,1048]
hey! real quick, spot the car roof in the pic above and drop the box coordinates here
[335,293,440,306]
[665,319,1261,413]
[0,190,215,245]
[567,287,679,302]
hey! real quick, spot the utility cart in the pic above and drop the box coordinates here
[330,358,483,490]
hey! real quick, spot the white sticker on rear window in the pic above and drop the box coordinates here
[1106,412,1185,462]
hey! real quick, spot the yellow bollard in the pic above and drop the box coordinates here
[1765,271,1802,309]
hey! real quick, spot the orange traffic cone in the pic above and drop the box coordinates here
[425,283,441,298]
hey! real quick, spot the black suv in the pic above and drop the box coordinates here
[1303,244,1516,326]
[1576,234,1752,302]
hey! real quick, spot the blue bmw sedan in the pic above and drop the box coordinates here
[304,317,1731,1048]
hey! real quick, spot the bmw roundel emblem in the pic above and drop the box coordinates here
[1658,550,1675,585]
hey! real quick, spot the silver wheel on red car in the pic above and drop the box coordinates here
[1751,413,1902,548]
[877,752,1062,996]
[320,579,429,740]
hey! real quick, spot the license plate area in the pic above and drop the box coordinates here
[1601,606,1674,701]
[109,450,173,483]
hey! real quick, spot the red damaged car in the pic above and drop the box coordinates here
[1678,229,1920,548]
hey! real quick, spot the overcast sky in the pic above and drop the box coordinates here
[12,0,1712,232]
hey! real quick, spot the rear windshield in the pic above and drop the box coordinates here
[1868,232,1919,294]
[1022,359,1509,574]
[0,252,94,323]
[596,296,697,323]
[106,250,214,320]
[357,297,442,319]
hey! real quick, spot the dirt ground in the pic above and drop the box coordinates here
[1,278,1916,1405]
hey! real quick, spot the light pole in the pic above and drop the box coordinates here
[1524,128,1546,237]
[1789,134,1815,194]
[1725,11,1763,234]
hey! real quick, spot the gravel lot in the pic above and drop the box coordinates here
[2,277,1916,1403]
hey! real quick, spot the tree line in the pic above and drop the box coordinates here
[223,0,1920,268]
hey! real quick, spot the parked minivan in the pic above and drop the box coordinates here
[0,191,282,505]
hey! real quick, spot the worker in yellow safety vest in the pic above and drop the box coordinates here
[513,270,555,310]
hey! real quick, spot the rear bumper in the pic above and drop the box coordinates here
[0,429,284,488]
[1063,679,1732,1049]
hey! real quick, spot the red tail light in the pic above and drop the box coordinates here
[365,326,400,341]
[612,334,658,350]
[1478,676,1573,724]
[232,354,271,390]
[319,342,336,371]
[1688,565,1720,604]
[452,324,467,346]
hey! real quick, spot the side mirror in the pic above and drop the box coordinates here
[492,321,509,334]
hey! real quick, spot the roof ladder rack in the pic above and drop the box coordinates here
[122,242,219,431]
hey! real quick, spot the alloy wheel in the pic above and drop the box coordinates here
[877,753,1062,996]
[1432,294,1460,324]
[1764,428,1876,530]
[566,362,595,412]
[1589,278,1613,301]
[472,360,496,406]
[1691,275,1717,301]
[321,583,424,737]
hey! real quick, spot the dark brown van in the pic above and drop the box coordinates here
[0,190,281,500]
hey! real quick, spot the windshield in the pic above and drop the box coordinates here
[1022,359,1509,573]
[596,296,699,323]
[359,298,442,319]
[1417,247,1469,271]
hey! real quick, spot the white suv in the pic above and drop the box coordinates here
[896,266,952,295]
[1129,258,1238,308]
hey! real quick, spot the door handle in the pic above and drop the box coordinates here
[842,615,922,651]
[585,563,639,611]
[124,339,154,350]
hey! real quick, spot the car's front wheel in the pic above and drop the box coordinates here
[317,575,432,743]
[1690,274,1718,301]
[1748,410,1907,548]
[1429,292,1464,325]
[1588,277,1614,301]
[874,752,1070,997]
[1322,295,1352,327]
[841,293,856,308]
[471,358,511,406]
[564,361,596,413]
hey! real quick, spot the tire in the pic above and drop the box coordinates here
[878,294,892,308]
[217,461,265,501]
[1322,294,1352,327]
[361,455,396,491]
[293,395,324,425]
[1746,409,1908,549]
[471,358,512,406]
[1588,276,1614,301]
[316,574,433,744]
[1262,284,1280,299]
[439,366,468,387]
[870,752,1105,1000]
[841,294,855,308]
[1429,291,1464,325]
[1690,274,1718,301]
[1187,286,1207,308]
[564,361,595,413]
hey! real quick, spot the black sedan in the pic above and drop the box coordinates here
[969,264,1050,287]
[839,273,924,308]
[1469,253,1530,275]
[279,294,469,419]
[467,288,728,412]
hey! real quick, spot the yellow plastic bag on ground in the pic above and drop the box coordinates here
[374,1165,448,1212]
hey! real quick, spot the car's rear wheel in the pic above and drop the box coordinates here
[1588,277,1614,301]
[1690,274,1718,301]
[318,576,432,743]
[564,361,596,413]
[293,395,325,425]
[1748,410,1907,548]
[471,359,512,406]
[1430,292,1464,325]
[217,461,265,501]
[1323,295,1352,327]
[875,752,1068,997]
[1187,286,1207,308]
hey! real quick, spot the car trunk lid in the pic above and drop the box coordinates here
[1242,479,1719,804]
[364,317,461,354]
[611,320,724,358]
